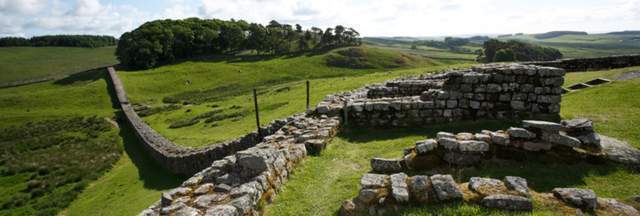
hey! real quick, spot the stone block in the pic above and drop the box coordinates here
[481,194,533,211]
[430,174,463,201]
[552,188,597,211]
[416,139,438,155]
[360,173,388,189]
[390,173,409,203]
[504,176,529,197]
[459,140,490,152]
[522,120,563,132]
[438,137,459,151]
[371,158,404,173]
[507,127,537,139]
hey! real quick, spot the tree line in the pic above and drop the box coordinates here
[116,18,361,69]
[478,39,563,62]
[0,35,116,48]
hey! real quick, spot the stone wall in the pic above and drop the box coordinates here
[526,54,640,72]
[340,173,638,215]
[316,63,565,127]
[107,67,294,176]
[340,119,640,215]
[368,119,640,174]
[139,115,341,216]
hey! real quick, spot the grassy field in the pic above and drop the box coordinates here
[119,46,467,147]
[0,69,185,216]
[0,46,117,86]
[501,33,640,58]
[264,69,640,215]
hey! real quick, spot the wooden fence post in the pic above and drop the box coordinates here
[253,89,261,137]
[306,80,310,112]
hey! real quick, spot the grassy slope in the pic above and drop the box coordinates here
[0,46,117,85]
[119,46,463,147]
[60,47,467,215]
[0,70,185,216]
[265,69,640,216]
[502,34,640,58]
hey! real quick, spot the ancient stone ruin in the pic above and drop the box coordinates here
[316,63,565,127]
[108,67,294,175]
[340,173,638,215]
[106,62,640,215]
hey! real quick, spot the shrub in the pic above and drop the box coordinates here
[0,117,121,216]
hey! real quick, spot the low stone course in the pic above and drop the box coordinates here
[140,115,340,215]
[340,173,638,215]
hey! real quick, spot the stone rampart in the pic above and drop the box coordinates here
[107,67,293,176]
[140,115,341,216]
[526,54,640,72]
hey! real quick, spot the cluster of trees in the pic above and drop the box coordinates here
[116,18,361,69]
[411,37,474,54]
[0,35,116,48]
[478,39,563,62]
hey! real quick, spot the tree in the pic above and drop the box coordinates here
[493,49,515,62]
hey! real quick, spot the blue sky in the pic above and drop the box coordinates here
[1,0,639,37]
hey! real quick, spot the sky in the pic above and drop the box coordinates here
[1,0,639,38]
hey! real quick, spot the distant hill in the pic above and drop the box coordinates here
[534,31,588,39]
[605,31,640,35]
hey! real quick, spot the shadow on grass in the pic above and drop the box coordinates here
[53,68,107,85]
[339,119,517,143]
[117,115,185,189]
[102,67,185,190]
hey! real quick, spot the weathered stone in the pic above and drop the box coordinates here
[360,173,388,189]
[600,135,640,166]
[173,205,200,216]
[415,139,438,155]
[456,132,475,140]
[390,173,409,203]
[214,184,232,193]
[596,198,639,216]
[236,152,267,178]
[541,132,582,148]
[438,137,458,150]
[504,176,529,197]
[161,192,173,207]
[230,195,253,215]
[194,193,230,208]
[194,183,214,195]
[437,132,455,139]
[507,127,537,139]
[561,118,594,133]
[357,189,380,204]
[409,175,432,203]
[474,133,492,143]
[305,139,326,154]
[459,140,490,152]
[490,132,510,145]
[552,188,597,211]
[430,174,463,201]
[204,205,238,216]
[371,158,404,173]
[469,177,507,196]
[522,120,562,132]
[481,194,533,211]
[575,133,601,149]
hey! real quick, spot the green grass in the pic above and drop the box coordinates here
[502,33,640,58]
[563,66,640,87]
[0,46,117,85]
[119,46,468,147]
[264,70,640,215]
[0,68,185,216]
[0,117,121,216]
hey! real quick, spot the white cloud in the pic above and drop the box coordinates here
[0,0,48,15]
[1,0,639,37]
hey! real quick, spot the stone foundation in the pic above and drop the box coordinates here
[139,115,341,216]
[315,64,565,127]
[340,173,639,215]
